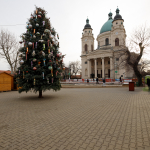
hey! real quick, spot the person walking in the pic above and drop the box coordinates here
[120,76,122,84]
[102,78,105,86]
[147,78,150,91]
[96,77,99,84]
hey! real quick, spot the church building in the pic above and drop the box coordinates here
[81,7,133,79]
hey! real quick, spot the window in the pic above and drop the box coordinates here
[116,22,118,24]
[85,44,88,52]
[89,31,90,33]
[105,38,109,45]
[85,61,87,64]
[116,58,119,61]
[108,61,110,64]
[115,38,119,46]
[91,45,93,51]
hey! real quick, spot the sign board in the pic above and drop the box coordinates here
[115,71,118,73]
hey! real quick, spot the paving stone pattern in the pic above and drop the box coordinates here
[0,88,150,150]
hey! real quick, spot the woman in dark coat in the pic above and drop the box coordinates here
[147,78,150,91]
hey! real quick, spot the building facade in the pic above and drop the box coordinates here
[81,7,134,79]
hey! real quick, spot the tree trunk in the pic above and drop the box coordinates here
[133,65,143,86]
[38,90,43,98]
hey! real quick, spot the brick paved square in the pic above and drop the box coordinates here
[0,87,150,150]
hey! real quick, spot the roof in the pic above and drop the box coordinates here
[100,19,113,34]
[0,70,14,76]
[84,18,92,30]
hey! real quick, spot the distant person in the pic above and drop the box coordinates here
[120,77,122,84]
[102,78,105,86]
[96,77,99,84]
[147,78,150,91]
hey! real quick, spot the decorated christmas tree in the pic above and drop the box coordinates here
[15,7,64,98]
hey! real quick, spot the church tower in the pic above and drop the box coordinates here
[81,18,94,55]
[111,7,126,47]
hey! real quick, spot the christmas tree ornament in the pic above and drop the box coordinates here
[48,48,50,53]
[43,58,46,66]
[19,41,23,44]
[33,43,34,49]
[38,11,42,15]
[38,62,41,66]
[32,50,35,56]
[29,24,32,28]
[20,60,24,64]
[63,67,65,70]
[43,21,45,26]
[42,72,44,79]
[33,35,36,38]
[47,78,49,84]
[42,51,45,56]
[48,66,52,70]
[30,16,33,19]
[26,71,28,73]
[26,52,27,60]
[38,15,41,18]
[26,47,28,53]
[31,61,33,67]
[23,71,24,79]
[33,67,37,71]
[34,78,36,85]
[56,71,58,76]
[49,60,52,62]
[36,32,40,35]
[35,42,37,48]
[44,29,50,33]
[57,34,59,39]
[57,54,59,57]
[28,42,32,46]
[33,29,35,34]
[36,23,39,27]
[33,58,37,62]
[47,40,49,47]
[43,44,45,50]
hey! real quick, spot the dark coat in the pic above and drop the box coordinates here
[147,78,150,86]
[103,78,105,83]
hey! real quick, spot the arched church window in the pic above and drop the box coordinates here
[105,38,109,45]
[91,45,93,51]
[115,38,119,46]
[85,44,88,52]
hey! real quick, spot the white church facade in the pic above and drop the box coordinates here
[81,7,134,79]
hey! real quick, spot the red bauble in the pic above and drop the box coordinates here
[33,67,37,71]
[38,15,41,18]
[26,71,28,73]
[49,60,52,62]
[57,54,59,57]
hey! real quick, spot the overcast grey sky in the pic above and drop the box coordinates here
[0,0,150,70]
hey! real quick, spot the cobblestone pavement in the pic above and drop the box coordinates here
[0,87,150,150]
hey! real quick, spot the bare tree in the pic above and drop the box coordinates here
[0,29,20,74]
[69,61,81,78]
[125,26,150,86]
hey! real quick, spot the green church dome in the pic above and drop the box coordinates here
[100,11,113,34]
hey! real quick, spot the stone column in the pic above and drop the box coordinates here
[110,57,113,78]
[101,57,104,78]
[88,59,91,78]
[94,58,97,78]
